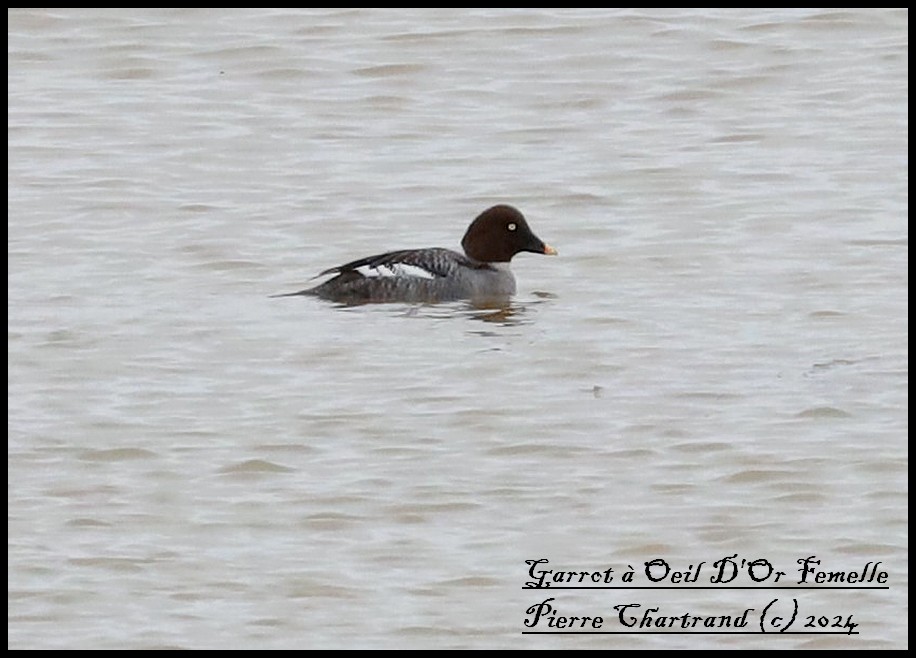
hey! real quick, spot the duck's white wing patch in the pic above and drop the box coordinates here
[356,262,437,280]
[355,263,392,278]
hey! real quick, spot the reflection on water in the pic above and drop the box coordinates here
[464,297,558,326]
[467,304,522,325]
[317,296,545,327]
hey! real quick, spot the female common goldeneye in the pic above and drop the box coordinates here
[278,205,556,304]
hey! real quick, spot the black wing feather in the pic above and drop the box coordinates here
[317,248,479,279]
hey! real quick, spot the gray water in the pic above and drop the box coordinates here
[8,8,908,649]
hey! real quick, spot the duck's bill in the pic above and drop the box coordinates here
[543,244,558,256]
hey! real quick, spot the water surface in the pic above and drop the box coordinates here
[8,8,908,649]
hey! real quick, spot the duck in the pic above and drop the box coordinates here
[277,204,556,304]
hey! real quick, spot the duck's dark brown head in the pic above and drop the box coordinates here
[460,205,557,263]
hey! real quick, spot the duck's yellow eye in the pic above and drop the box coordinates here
[507,223,517,231]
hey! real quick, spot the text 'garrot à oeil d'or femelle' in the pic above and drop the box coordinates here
[525,556,888,587]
